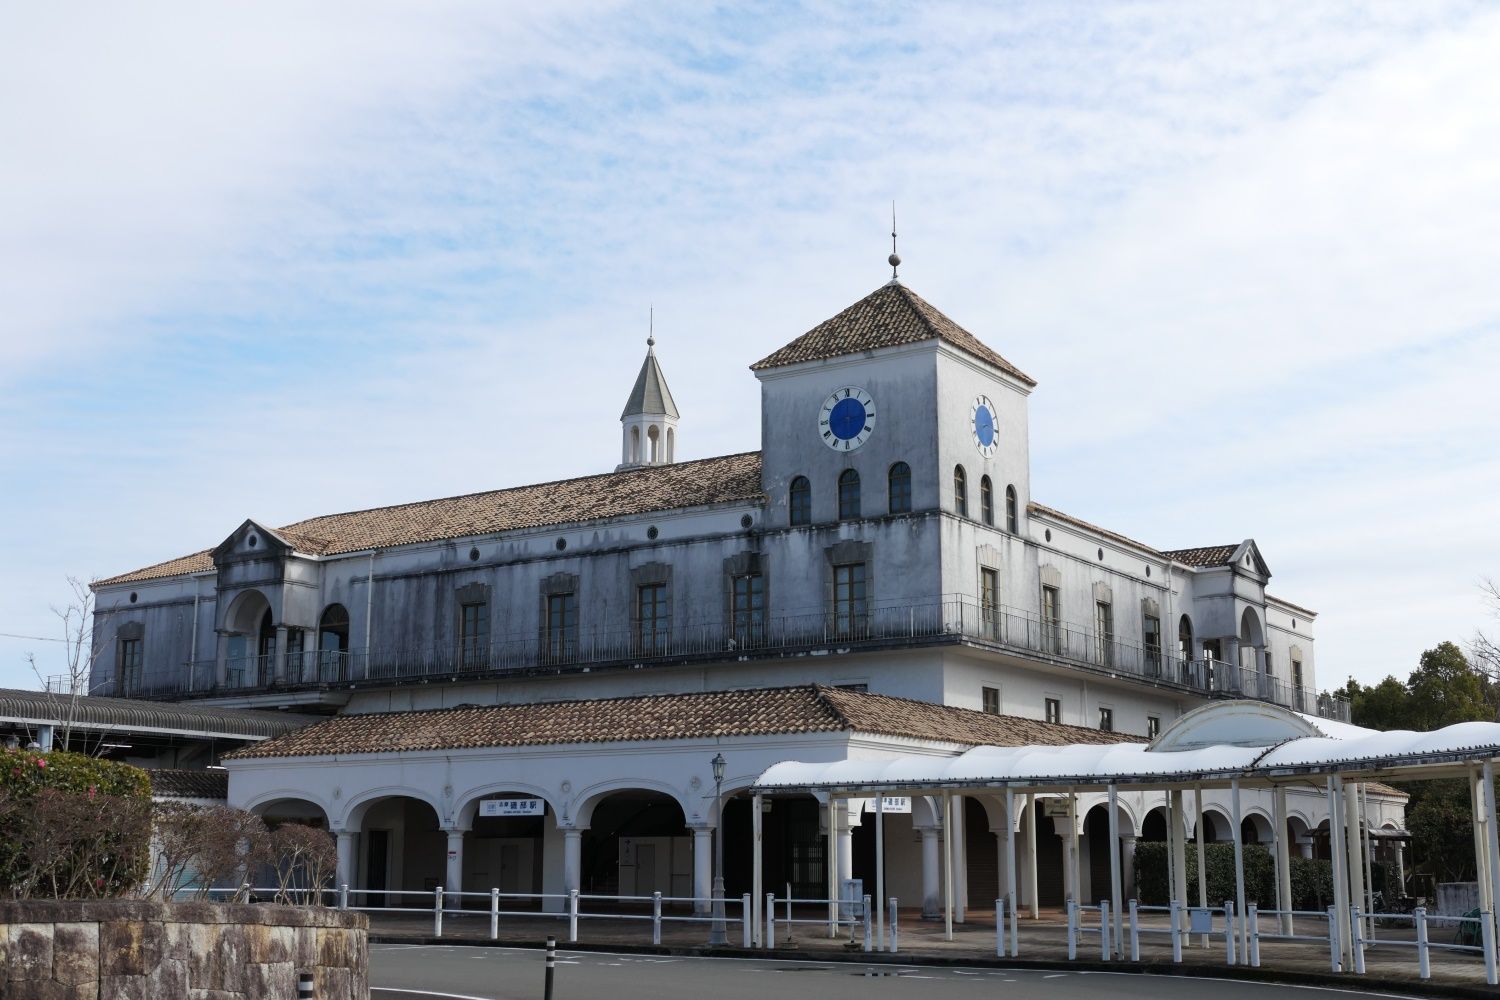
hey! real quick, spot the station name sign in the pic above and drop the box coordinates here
[479,798,545,817]
[877,796,911,813]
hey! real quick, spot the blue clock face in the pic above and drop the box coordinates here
[971,395,999,457]
[819,386,876,451]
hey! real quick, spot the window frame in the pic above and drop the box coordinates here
[832,562,868,638]
[636,582,669,655]
[789,475,812,526]
[1005,485,1018,533]
[1045,697,1062,725]
[731,572,765,647]
[982,686,1000,715]
[459,600,489,669]
[980,475,994,526]
[544,591,579,662]
[887,461,912,514]
[1147,715,1161,739]
[837,468,861,520]
[1098,706,1114,732]
[953,465,968,518]
[119,638,142,695]
[1041,584,1061,654]
[1142,613,1162,676]
[1094,600,1114,667]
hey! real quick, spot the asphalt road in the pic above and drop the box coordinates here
[368,943,1420,1000]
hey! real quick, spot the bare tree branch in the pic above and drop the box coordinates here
[25,576,108,750]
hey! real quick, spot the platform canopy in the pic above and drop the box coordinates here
[752,701,1500,794]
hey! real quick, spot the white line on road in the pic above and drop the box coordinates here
[372,989,494,1000]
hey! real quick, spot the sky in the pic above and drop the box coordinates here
[2,1,1497,692]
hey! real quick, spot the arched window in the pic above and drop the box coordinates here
[257,608,277,660]
[953,465,968,518]
[629,426,641,463]
[1005,485,1018,533]
[665,427,675,462]
[887,461,911,514]
[1178,614,1194,662]
[647,425,660,463]
[789,476,811,526]
[979,475,994,526]
[319,604,350,681]
[838,469,861,520]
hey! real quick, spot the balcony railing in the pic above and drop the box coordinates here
[94,595,1350,723]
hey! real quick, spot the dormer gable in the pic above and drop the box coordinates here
[211,519,293,566]
[1231,539,1271,579]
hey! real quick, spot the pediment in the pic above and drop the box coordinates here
[1232,539,1271,579]
[211,519,292,564]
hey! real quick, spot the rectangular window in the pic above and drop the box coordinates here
[1292,659,1305,712]
[832,563,868,638]
[286,628,305,679]
[637,583,669,655]
[1147,715,1161,739]
[982,686,1000,715]
[460,601,489,668]
[1045,697,1061,725]
[1094,601,1114,667]
[545,592,578,662]
[732,573,765,647]
[119,638,142,695]
[1098,706,1114,732]
[980,568,1000,638]
[1142,614,1161,675]
[1041,585,1060,654]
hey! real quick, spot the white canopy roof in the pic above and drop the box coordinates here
[752,702,1500,793]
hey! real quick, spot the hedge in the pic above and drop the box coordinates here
[1135,841,1391,911]
[0,748,153,898]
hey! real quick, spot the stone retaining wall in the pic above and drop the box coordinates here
[0,899,368,999]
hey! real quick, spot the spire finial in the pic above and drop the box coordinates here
[647,305,655,349]
[888,201,901,282]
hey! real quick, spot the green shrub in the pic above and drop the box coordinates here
[1135,841,1277,906]
[0,748,152,899]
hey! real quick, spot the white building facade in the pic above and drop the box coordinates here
[88,274,1396,914]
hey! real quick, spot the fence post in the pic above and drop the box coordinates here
[1327,905,1341,973]
[995,898,1005,957]
[889,897,899,954]
[1247,903,1260,967]
[862,895,872,952]
[1128,899,1139,962]
[1350,904,1365,975]
[1066,901,1077,960]
[297,971,314,998]
[1099,901,1111,961]
[1483,910,1497,986]
[765,893,775,950]
[1224,901,1235,966]
[569,890,579,943]
[338,884,348,911]
[1169,901,1182,964]
[1415,907,1429,980]
[545,936,556,1000]
[653,891,663,946]
[434,887,444,938]
[746,894,756,950]
[490,888,500,940]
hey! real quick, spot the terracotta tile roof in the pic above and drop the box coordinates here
[1364,781,1409,800]
[225,685,1140,760]
[750,282,1036,385]
[1162,545,1238,568]
[148,768,229,800]
[97,452,765,587]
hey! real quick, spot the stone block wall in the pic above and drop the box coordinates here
[0,899,368,999]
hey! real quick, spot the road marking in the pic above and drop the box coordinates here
[372,989,494,1000]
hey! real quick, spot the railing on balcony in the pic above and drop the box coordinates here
[94,595,1350,723]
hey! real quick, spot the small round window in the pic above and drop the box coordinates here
[1145,566,1151,578]
[555,538,567,551]
[247,534,259,549]
[1097,548,1104,561]
[741,514,753,529]
[469,547,480,562]
[646,526,659,540]
[1044,529,1052,542]
[129,592,138,604]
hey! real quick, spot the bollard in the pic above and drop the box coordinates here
[862,895,872,953]
[1483,910,1497,986]
[1224,901,1235,967]
[1066,901,1077,961]
[490,888,500,940]
[1099,901,1111,961]
[297,971,315,998]
[568,890,579,943]
[338,884,348,911]
[1415,907,1430,980]
[1128,899,1139,962]
[545,936,557,1000]
[1169,901,1182,964]
[1247,903,1260,967]
[995,898,1005,957]
[434,887,444,938]
[653,892,663,946]
[888,897,899,954]
[1327,905,1341,973]
[765,893,775,950]
[745,894,755,949]
[1351,904,1365,975]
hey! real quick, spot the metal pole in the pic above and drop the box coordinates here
[1327,905,1341,973]
[995,897,1005,957]
[745,894,755,949]
[1169,900,1182,963]
[1415,906,1430,979]
[1225,900,1236,966]
[1067,900,1077,960]
[1230,777,1247,959]
[862,894,872,952]
[653,891,662,946]
[709,774,727,945]
[434,887,444,937]
[889,896,899,953]
[1194,784,1208,948]
[752,793,763,947]
[827,796,840,938]
[942,790,954,942]
[569,890,579,943]
[765,893,775,950]
[1273,785,1293,936]
[1026,792,1039,919]
[545,936,556,1000]
[1247,902,1260,967]
[875,793,885,951]
[491,888,499,940]
[1099,900,1111,961]
[1108,784,1124,958]
[1129,899,1139,961]
[1005,787,1018,957]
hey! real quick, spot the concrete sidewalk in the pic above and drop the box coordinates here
[363,904,1495,995]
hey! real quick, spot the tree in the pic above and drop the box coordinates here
[25,576,107,750]
[1345,675,1409,732]
[1406,641,1490,729]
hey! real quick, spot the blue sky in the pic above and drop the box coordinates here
[2,1,1497,691]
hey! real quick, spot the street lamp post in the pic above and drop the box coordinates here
[708,752,727,945]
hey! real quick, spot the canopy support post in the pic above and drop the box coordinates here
[1108,783,1124,958]
[1027,792,1039,919]
[875,792,885,952]
[752,792,764,947]
[1169,788,1188,949]
[1194,784,1208,948]
[942,790,955,942]
[1231,777,1248,960]
[1273,785,1293,936]
[1005,787,1018,957]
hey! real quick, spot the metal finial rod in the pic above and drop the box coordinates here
[888,201,901,281]
[648,305,655,348]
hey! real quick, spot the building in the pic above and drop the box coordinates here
[86,269,1399,913]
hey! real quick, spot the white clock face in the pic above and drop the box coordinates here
[819,386,876,451]
[971,395,999,458]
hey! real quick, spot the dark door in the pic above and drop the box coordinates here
[366,830,389,907]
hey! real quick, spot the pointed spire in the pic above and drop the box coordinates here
[887,201,901,284]
[621,312,679,420]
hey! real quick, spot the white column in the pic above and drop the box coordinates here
[1004,788,1018,954]
[826,798,839,937]
[1027,793,1039,919]
[1472,771,1493,914]
[942,791,955,941]
[1343,780,1366,963]
[273,625,289,684]
[951,795,967,923]
[1329,776,1350,969]
[920,824,942,919]
[752,793,764,947]
[1194,785,1208,948]
[838,817,854,885]
[1108,784,1124,957]
[874,794,885,950]
[1273,786,1293,935]
[335,830,357,893]
[692,826,713,916]
[1169,789,1188,946]
[1067,791,1081,906]
[443,829,465,898]
[1482,763,1500,971]
[1122,837,1137,901]
[564,827,583,897]
[1230,777,1247,958]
